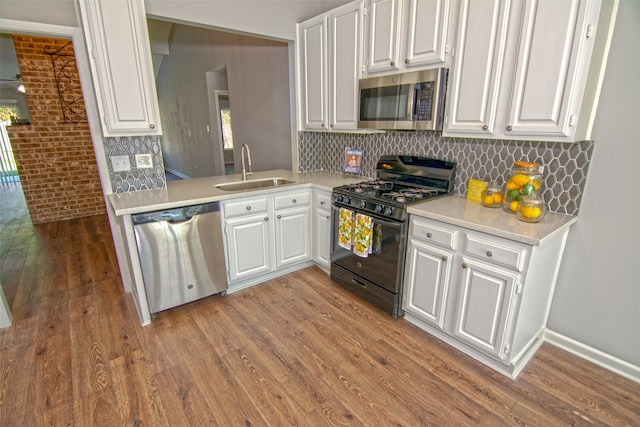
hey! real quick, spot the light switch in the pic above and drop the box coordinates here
[135,154,153,169]
[111,155,130,172]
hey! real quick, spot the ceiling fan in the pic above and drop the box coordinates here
[0,74,25,92]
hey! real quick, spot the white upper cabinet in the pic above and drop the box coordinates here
[79,0,162,136]
[506,0,599,137]
[443,0,509,136]
[364,0,454,76]
[445,0,602,142]
[298,1,363,131]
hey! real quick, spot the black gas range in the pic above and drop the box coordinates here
[330,155,456,317]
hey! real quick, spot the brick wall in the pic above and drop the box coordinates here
[7,35,105,224]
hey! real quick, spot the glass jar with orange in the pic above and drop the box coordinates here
[502,161,543,214]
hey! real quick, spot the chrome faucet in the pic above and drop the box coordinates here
[241,144,253,181]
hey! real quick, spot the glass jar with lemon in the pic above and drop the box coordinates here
[517,195,546,223]
[502,161,543,214]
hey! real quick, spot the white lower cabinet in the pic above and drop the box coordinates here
[225,213,272,283]
[312,190,332,271]
[403,215,569,378]
[222,191,312,291]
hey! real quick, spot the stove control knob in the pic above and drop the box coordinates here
[359,200,366,209]
[375,204,384,214]
[384,206,394,216]
[343,196,351,205]
[335,195,343,203]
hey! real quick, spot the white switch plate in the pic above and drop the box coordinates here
[135,153,153,169]
[111,155,131,172]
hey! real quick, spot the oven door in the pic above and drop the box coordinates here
[330,204,407,293]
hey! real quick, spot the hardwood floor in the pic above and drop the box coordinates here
[1,182,639,426]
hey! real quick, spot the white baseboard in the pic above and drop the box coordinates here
[544,329,640,383]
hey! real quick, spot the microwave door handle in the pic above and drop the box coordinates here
[411,84,420,121]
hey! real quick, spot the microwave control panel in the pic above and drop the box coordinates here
[414,82,434,121]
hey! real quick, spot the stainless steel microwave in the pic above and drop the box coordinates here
[358,68,448,131]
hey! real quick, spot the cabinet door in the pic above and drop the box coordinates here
[444,0,510,135]
[275,206,311,268]
[403,239,453,328]
[299,14,329,130]
[505,0,599,137]
[314,207,332,269]
[453,257,520,361]
[403,0,451,68]
[329,1,363,130]
[365,0,402,74]
[78,0,161,136]
[224,214,272,282]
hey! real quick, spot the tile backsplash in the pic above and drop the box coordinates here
[298,131,594,215]
[103,136,167,193]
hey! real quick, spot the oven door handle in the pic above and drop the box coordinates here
[332,204,403,230]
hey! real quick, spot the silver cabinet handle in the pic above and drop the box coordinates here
[426,232,433,238]
[486,251,493,257]
[320,201,325,205]
[246,206,251,211]
[506,125,513,131]
[462,263,468,269]
[277,214,282,219]
[441,256,448,262]
[264,216,269,221]
[390,60,395,66]
[292,199,297,203]
[404,58,409,64]
[482,124,488,130]
[149,123,155,129]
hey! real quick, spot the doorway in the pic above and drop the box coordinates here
[0,33,105,224]
[215,90,235,175]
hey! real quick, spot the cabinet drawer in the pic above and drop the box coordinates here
[274,191,311,210]
[410,218,456,249]
[464,234,528,272]
[315,191,331,208]
[223,197,268,218]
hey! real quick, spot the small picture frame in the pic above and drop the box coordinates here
[343,148,364,174]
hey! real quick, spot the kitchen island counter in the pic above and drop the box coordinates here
[108,170,364,215]
[408,195,577,246]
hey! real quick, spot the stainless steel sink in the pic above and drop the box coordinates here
[215,178,296,192]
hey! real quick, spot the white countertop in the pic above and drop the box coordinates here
[407,195,577,246]
[108,170,364,216]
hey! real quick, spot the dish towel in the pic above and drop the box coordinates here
[353,213,373,258]
[338,208,354,250]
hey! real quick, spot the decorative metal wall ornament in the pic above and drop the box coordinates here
[44,42,88,123]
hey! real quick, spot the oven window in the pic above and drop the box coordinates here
[331,210,404,293]
[360,85,411,121]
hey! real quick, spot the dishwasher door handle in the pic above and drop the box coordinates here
[167,216,194,225]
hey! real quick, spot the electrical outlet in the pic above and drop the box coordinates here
[111,155,131,172]
[135,154,153,169]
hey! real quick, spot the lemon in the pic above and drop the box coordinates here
[512,174,530,186]
[509,200,519,212]
[506,181,519,190]
[493,193,503,204]
[520,206,542,219]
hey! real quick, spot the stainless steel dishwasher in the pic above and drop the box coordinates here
[131,202,227,313]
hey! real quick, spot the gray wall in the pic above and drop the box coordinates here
[155,24,292,178]
[546,0,640,366]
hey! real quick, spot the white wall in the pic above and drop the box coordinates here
[547,0,640,367]
[0,0,78,27]
[145,0,351,41]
